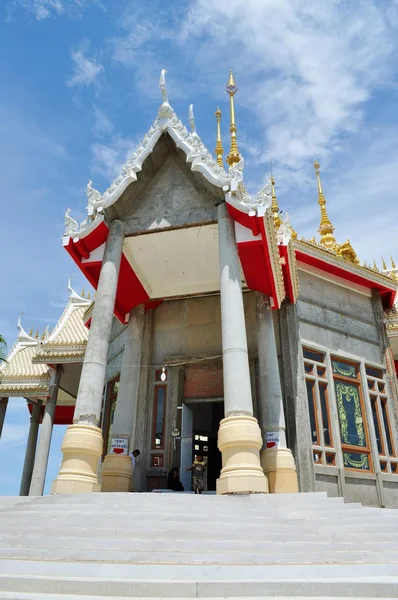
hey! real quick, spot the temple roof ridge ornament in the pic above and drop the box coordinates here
[67,277,91,306]
[16,313,37,345]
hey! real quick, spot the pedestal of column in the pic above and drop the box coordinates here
[20,400,42,496]
[216,202,268,495]
[101,305,144,492]
[52,220,124,494]
[256,293,298,493]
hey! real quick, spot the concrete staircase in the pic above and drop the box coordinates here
[0,491,397,599]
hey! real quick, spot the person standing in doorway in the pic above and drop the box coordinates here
[186,455,206,494]
[129,449,140,470]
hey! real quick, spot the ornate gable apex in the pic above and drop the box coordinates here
[33,281,90,364]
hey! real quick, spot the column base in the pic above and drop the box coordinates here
[101,455,133,492]
[216,415,268,495]
[260,447,299,493]
[51,424,103,494]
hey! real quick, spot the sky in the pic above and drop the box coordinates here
[0,0,398,495]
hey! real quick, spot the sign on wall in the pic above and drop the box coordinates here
[110,436,129,455]
[265,431,280,449]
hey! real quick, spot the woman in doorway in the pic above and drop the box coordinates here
[186,455,206,494]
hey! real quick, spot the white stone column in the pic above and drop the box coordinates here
[20,400,42,496]
[101,305,145,492]
[0,398,8,440]
[29,367,61,496]
[256,293,298,493]
[216,202,268,494]
[52,220,124,494]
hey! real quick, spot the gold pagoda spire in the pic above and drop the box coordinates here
[270,176,281,229]
[215,107,224,167]
[226,71,240,166]
[314,161,336,248]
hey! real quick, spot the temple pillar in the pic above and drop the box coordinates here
[20,400,42,496]
[256,293,298,493]
[52,220,124,494]
[29,367,61,496]
[0,398,8,439]
[101,305,145,492]
[216,202,268,495]
[279,301,316,492]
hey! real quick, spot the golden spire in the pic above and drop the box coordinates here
[270,176,281,229]
[81,288,85,298]
[391,255,396,269]
[29,328,33,337]
[373,259,379,272]
[215,107,224,167]
[226,71,240,166]
[35,329,39,339]
[87,291,91,300]
[314,161,336,248]
[382,257,387,271]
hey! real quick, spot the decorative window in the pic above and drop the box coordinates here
[366,366,398,474]
[303,349,336,466]
[332,358,371,472]
[152,373,167,450]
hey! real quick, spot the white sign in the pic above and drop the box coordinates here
[110,437,129,455]
[265,431,280,449]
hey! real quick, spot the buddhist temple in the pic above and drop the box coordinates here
[1,69,398,508]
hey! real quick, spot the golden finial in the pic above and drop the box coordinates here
[29,328,33,337]
[291,227,298,240]
[391,255,396,269]
[214,107,224,167]
[81,288,85,298]
[41,331,45,341]
[87,291,91,300]
[35,329,39,339]
[373,259,379,272]
[314,161,336,248]
[226,71,240,166]
[382,257,387,271]
[270,176,281,229]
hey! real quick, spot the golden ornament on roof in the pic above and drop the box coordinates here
[226,71,240,166]
[214,107,224,168]
[314,161,336,248]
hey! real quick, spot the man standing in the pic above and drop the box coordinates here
[129,448,140,471]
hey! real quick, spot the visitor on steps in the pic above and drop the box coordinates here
[186,455,206,494]
[167,467,184,491]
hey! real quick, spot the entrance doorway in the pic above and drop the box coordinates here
[180,400,224,492]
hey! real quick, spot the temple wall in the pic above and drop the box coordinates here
[295,269,398,507]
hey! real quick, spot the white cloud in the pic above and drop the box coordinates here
[91,135,138,179]
[8,0,99,21]
[92,106,114,137]
[181,0,398,172]
[67,46,103,87]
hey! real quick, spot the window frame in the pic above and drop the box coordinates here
[331,357,372,473]
[364,364,398,475]
[303,348,337,466]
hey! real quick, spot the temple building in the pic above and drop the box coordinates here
[1,70,398,507]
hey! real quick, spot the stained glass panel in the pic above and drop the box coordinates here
[343,451,369,470]
[334,381,366,447]
[332,360,356,378]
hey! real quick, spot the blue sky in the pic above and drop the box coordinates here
[1,0,398,495]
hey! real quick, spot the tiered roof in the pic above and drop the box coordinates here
[0,283,90,399]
